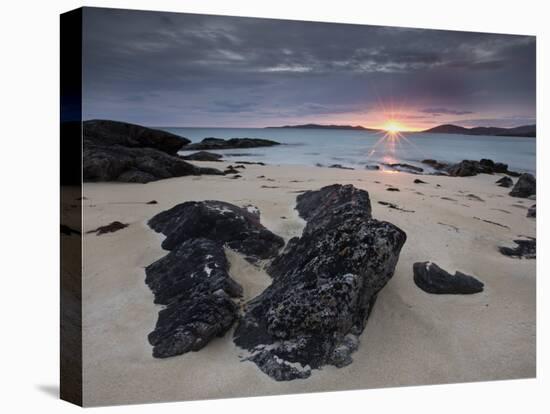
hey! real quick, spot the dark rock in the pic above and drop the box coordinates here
[224,166,240,175]
[446,160,480,177]
[494,162,509,173]
[83,142,223,183]
[234,185,406,381]
[527,204,536,218]
[378,201,415,213]
[293,183,372,234]
[235,161,266,166]
[422,159,449,170]
[425,158,513,177]
[146,200,158,204]
[509,173,536,198]
[185,137,280,151]
[329,164,354,170]
[507,170,522,178]
[365,164,380,170]
[499,239,536,259]
[146,238,241,358]
[466,193,484,202]
[414,179,427,184]
[383,163,423,174]
[182,151,223,162]
[84,119,188,155]
[229,174,242,179]
[87,221,128,235]
[496,176,513,188]
[386,187,400,192]
[146,238,242,305]
[148,200,284,261]
[413,262,484,294]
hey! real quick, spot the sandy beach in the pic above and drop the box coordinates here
[78,162,535,406]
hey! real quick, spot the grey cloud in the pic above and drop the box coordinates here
[81,7,536,127]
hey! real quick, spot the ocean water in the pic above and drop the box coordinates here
[159,127,536,175]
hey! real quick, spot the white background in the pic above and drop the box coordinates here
[0,0,547,412]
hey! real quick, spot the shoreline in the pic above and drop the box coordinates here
[81,162,535,406]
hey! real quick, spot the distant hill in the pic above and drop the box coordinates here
[423,124,536,137]
[266,123,380,132]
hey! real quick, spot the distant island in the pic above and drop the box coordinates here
[266,123,380,132]
[423,124,536,138]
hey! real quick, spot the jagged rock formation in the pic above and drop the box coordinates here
[234,184,407,381]
[83,120,223,183]
[413,262,484,294]
[145,202,284,359]
[148,200,284,260]
[146,239,242,358]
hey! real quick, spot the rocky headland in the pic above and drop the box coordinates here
[83,120,223,183]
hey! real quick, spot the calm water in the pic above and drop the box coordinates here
[159,127,536,175]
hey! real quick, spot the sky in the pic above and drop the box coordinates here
[82,7,536,130]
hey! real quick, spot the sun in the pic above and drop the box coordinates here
[383,120,404,134]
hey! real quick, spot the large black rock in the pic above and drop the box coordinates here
[84,119,189,154]
[413,262,484,294]
[148,200,284,261]
[146,239,242,358]
[184,137,280,150]
[83,144,223,183]
[234,184,407,381]
[83,120,223,183]
[509,173,536,198]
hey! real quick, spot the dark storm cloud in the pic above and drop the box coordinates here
[82,7,536,127]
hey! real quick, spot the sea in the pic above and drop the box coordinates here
[159,127,536,175]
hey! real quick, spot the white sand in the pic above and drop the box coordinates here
[80,163,535,406]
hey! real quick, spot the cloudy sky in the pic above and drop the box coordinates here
[82,7,536,130]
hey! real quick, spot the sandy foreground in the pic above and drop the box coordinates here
[80,162,535,406]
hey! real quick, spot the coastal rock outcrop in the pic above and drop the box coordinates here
[84,144,223,183]
[382,162,424,174]
[413,262,484,294]
[527,204,536,218]
[146,238,241,358]
[83,120,223,183]
[509,173,536,198]
[422,158,515,177]
[148,200,284,261]
[84,119,189,154]
[234,184,406,381]
[181,151,224,162]
[422,159,449,170]
[145,200,285,359]
[184,137,280,150]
